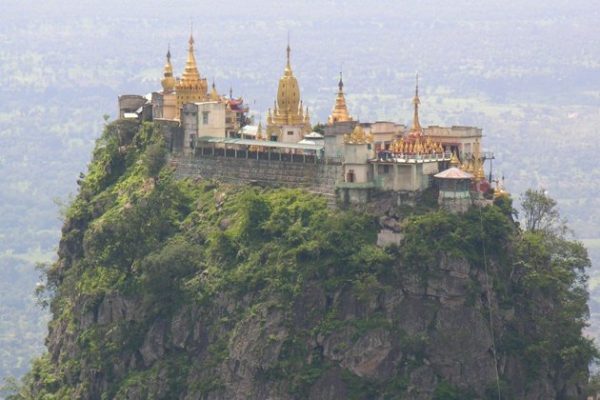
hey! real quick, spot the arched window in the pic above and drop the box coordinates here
[346,170,355,183]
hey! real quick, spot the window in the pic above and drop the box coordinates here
[202,111,209,124]
[346,170,355,183]
[287,131,294,136]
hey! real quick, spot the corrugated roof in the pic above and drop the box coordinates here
[197,136,323,151]
[434,167,474,179]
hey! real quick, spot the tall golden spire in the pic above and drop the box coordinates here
[328,71,352,124]
[257,120,264,140]
[175,29,208,118]
[270,40,306,126]
[161,46,176,93]
[411,73,422,133]
[285,31,291,72]
[181,33,201,83]
[472,138,486,181]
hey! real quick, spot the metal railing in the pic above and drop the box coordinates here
[373,151,452,163]
[195,146,320,164]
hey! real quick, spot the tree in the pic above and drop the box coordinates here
[144,142,167,177]
[520,189,565,234]
[312,123,326,134]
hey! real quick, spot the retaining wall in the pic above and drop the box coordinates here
[171,154,343,197]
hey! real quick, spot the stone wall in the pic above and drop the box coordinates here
[171,154,343,198]
[118,95,147,119]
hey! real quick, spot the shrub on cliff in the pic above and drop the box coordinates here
[4,122,596,400]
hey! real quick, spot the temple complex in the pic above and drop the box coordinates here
[118,35,506,211]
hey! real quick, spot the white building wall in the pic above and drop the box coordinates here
[196,102,227,138]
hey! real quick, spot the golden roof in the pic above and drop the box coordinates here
[344,124,373,144]
[493,178,510,198]
[179,34,202,86]
[328,72,353,124]
[161,47,176,93]
[390,135,444,155]
[449,151,460,167]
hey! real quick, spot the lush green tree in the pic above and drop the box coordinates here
[143,142,167,178]
[311,123,326,134]
[520,189,565,234]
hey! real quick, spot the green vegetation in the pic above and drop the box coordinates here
[2,0,600,384]
[3,121,596,399]
[433,381,477,400]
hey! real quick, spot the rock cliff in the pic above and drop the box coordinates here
[10,121,595,400]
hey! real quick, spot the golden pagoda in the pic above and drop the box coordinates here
[257,120,264,141]
[449,151,461,167]
[471,138,486,181]
[267,42,311,138]
[328,72,353,124]
[462,157,474,173]
[344,124,373,144]
[493,177,510,199]
[176,33,208,117]
[156,46,179,120]
[209,80,220,101]
[161,47,176,93]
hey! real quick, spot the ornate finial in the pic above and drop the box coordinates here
[229,87,233,98]
[328,70,352,125]
[180,29,201,84]
[161,44,176,92]
[189,21,194,45]
[411,72,422,133]
[287,31,291,63]
[415,72,419,98]
[210,79,219,101]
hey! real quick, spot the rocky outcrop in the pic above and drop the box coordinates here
[24,123,590,400]
[42,254,555,399]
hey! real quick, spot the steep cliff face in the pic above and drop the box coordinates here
[13,121,594,400]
